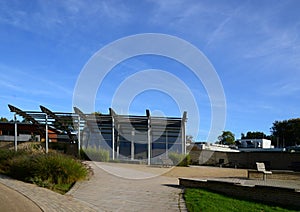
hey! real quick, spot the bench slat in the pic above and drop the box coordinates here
[248,162,272,181]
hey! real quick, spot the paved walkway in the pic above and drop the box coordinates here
[0,182,41,211]
[0,175,96,211]
[68,162,187,211]
[0,162,186,211]
[1,162,299,211]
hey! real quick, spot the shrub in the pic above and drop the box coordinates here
[0,149,27,162]
[0,149,28,173]
[7,154,32,180]
[168,152,190,167]
[30,153,88,185]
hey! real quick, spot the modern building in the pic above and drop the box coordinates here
[0,122,41,142]
[74,107,187,164]
[5,104,187,165]
[238,139,272,149]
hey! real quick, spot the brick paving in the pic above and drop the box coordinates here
[2,161,299,211]
[0,162,187,211]
[68,162,187,211]
[0,182,41,211]
[0,175,97,211]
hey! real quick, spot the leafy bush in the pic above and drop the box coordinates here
[80,147,110,162]
[168,152,190,167]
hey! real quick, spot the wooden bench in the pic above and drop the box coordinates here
[248,162,272,181]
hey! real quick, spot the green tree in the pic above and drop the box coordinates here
[271,118,300,147]
[0,117,8,122]
[218,131,235,145]
[241,131,270,139]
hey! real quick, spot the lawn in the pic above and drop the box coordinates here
[184,188,298,212]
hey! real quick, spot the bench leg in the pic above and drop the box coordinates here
[263,174,266,181]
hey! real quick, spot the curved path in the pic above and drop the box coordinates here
[1,163,299,211]
[68,162,186,211]
[0,162,187,211]
[0,175,96,211]
[0,183,41,212]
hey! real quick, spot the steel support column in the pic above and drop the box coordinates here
[78,116,81,156]
[45,114,48,154]
[14,113,17,152]
[112,116,115,160]
[131,130,135,160]
[116,124,120,159]
[182,112,187,155]
[165,130,168,158]
[147,110,151,165]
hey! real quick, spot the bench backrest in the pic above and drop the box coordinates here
[256,162,266,172]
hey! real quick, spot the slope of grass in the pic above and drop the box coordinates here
[184,188,297,212]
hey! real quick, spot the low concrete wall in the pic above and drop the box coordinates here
[179,178,300,209]
[190,150,300,171]
[248,170,300,180]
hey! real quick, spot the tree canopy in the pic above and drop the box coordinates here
[218,131,235,145]
[241,131,270,140]
[271,118,300,147]
[0,117,8,122]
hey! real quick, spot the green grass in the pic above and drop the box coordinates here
[184,188,298,212]
[0,148,88,194]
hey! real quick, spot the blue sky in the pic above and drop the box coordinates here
[0,0,300,142]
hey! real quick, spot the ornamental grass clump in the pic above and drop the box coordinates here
[0,149,88,193]
[168,152,190,166]
[0,149,28,173]
[80,147,110,162]
[30,153,88,185]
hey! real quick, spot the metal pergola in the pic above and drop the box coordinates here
[8,104,81,154]
[74,107,187,165]
[8,104,187,165]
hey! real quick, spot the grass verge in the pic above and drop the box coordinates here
[184,188,298,212]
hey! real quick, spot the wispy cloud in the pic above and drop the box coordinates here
[0,63,73,98]
[265,81,300,97]
[0,0,132,38]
